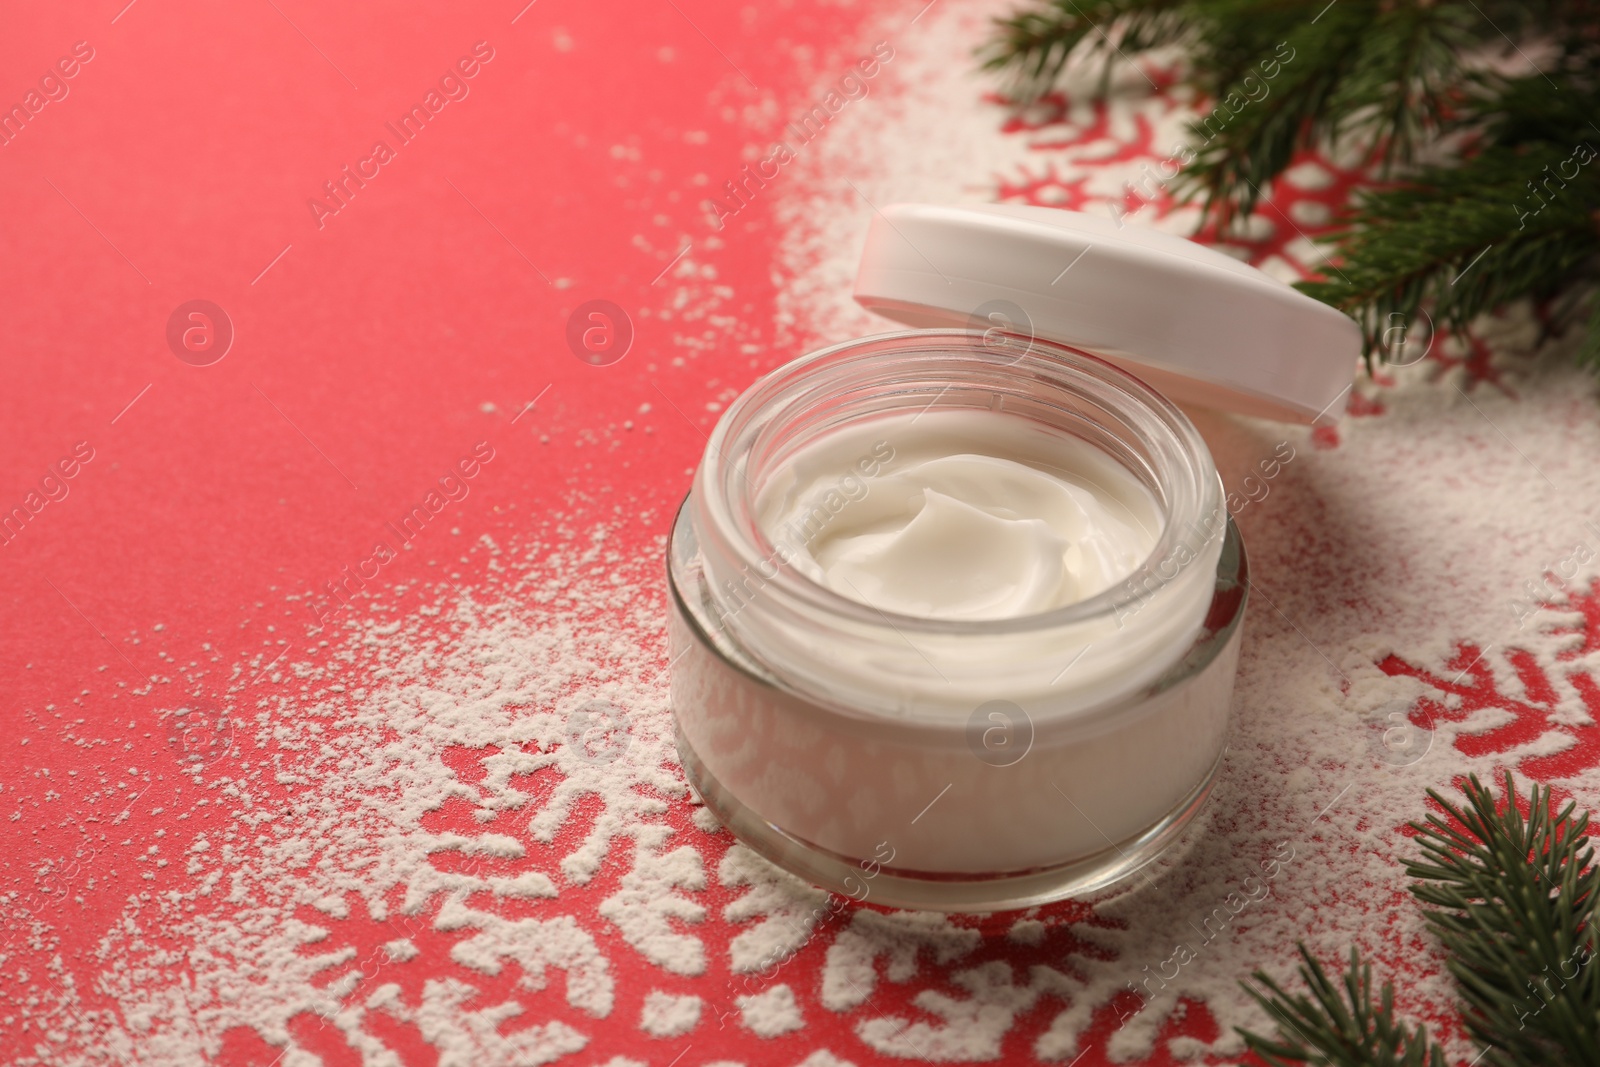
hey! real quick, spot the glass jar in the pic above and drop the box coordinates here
[667,329,1247,912]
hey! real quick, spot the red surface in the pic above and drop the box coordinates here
[0,1,882,1060]
[2,2,1585,1065]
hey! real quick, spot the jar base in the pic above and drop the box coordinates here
[677,721,1222,913]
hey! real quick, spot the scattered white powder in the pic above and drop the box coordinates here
[720,844,827,972]
[640,990,703,1037]
[11,529,674,1064]
[12,2,1600,1065]
[384,938,420,962]
[737,983,805,1037]
[764,0,1600,1062]
[795,1054,861,1067]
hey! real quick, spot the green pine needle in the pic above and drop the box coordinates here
[1237,773,1600,1067]
[980,0,1194,100]
[1406,773,1600,1066]
[1240,947,1448,1067]
[1581,291,1600,370]
[1296,135,1600,365]
[981,1,1600,368]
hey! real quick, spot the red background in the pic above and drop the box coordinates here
[0,0,867,1049]
[2,1,1550,1064]
[0,1,1011,1062]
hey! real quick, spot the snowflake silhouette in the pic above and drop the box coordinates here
[1379,582,1600,782]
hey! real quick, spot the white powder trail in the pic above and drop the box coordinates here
[768,0,1600,1061]
[33,529,694,1065]
[13,3,1600,1063]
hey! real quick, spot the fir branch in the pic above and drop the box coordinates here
[982,0,1567,196]
[1237,774,1600,1067]
[1320,3,1491,169]
[1581,290,1600,370]
[1239,947,1448,1067]
[979,0,1193,99]
[1295,135,1600,364]
[1172,4,1372,222]
[1173,0,1481,215]
[981,0,1600,357]
[1406,773,1600,1067]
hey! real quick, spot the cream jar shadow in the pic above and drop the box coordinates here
[667,204,1358,911]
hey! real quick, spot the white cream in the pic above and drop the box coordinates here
[756,409,1161,620]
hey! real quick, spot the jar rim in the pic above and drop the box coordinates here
[694,328,1223,637]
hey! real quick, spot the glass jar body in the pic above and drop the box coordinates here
[667,330,1247,911]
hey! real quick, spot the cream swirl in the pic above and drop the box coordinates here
[756,409,1160,620]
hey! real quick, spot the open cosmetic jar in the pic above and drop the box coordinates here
[668,205,1359,911]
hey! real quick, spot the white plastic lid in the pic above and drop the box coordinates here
[853,203,1361,424]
